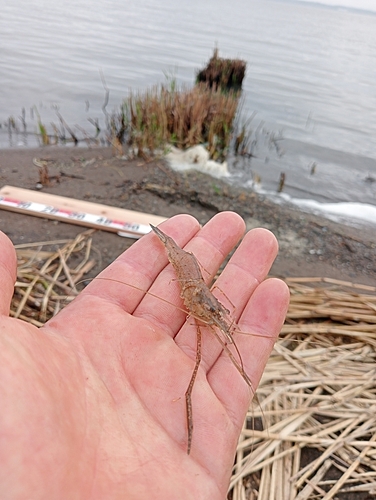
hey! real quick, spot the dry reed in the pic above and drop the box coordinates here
[11,230,96,326]
[9,234,376,499]
[230,277,376,500]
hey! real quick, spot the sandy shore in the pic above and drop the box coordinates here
[0,145,375,286]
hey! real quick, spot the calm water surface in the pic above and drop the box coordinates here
[1,0,376,209]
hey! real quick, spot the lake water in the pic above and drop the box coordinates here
[1,0,376,224]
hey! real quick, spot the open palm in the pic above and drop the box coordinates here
[0,212,289,500]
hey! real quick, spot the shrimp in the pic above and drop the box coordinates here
[150,224,234,339]
[150,224,254,454]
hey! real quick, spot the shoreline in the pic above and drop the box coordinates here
[0,145,375,286]
[3,141,376,229]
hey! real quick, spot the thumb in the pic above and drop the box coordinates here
[0,231,17,316]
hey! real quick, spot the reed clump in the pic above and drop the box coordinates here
[196,48,246,93]
[124,83,240,161]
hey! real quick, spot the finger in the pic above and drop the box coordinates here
[208,277,290,429]
[133,211,246,337]
[213,228,279,320]
[174,228,279,370]
[66,214,200,314]
[0,231,17,316]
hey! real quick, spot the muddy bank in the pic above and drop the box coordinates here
[0,145,375,286]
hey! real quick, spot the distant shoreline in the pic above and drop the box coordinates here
[0,145,375,287]
[2,137,376,227]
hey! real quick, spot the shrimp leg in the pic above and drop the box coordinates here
[185,324,202,454]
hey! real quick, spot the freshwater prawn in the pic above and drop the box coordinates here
[150,224,255,454]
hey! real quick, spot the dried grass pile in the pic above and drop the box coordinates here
[9,235,376,499]
[231,277,376,500]
[11,231,95,326]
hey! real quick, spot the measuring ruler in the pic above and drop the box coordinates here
[0,185,166,238]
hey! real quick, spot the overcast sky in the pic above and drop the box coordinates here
[297,0,376,12]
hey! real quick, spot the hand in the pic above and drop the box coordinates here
[0,212,289,500]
